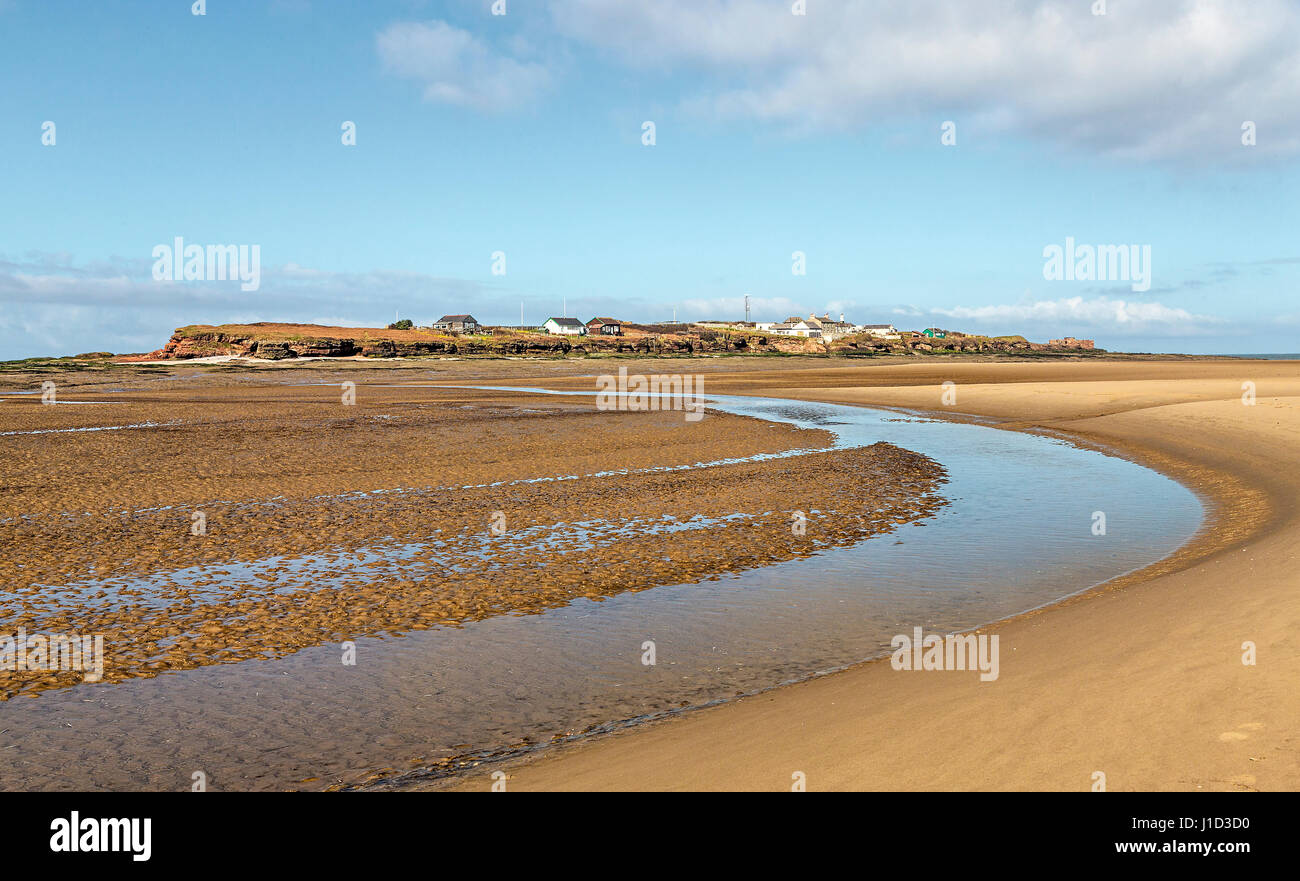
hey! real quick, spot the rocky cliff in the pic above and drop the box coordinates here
[140,322,803,361]
[135,323,1100,362]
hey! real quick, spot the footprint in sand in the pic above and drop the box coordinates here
[1218,722,1264,742]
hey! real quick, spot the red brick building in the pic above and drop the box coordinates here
[1049,337,1095,349]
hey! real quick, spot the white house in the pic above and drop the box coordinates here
[762,317,817,337]
[543,317,587,335]
[811,313,857,340]
[761,313,862,340]
[859,323,898,338]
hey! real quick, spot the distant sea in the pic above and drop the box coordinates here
[1206,353,1300,360]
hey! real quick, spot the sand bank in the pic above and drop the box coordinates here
[0,380,945,701]
[447,359,1300,791]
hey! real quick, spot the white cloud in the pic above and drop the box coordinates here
[549,0,1300,159]
[679,295,805,320]
[377,20,552,110]
[926,295,1224,335]
[0,253,502,360]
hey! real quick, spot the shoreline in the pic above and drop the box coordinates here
[1,357,1293,790]
[355,391,1194,791]
[434,360,1299,791]
[399,400,1221,789]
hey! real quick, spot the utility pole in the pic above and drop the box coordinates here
[521,301,524,328]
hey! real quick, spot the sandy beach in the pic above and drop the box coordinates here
[0,376,952,704]
[1,356,1295,791]
[10,3,1299,861]
[436,358,1300,791]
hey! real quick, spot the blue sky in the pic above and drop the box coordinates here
[2,0,1298,358]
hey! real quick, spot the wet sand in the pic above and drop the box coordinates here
[0,376,945,701]
[434,358,1300,791]
[3,357,1295,790]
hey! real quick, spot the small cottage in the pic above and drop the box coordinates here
[433,314,481,334]
[543,317,587,335]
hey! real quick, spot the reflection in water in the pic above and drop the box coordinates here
[0,394,1202,791]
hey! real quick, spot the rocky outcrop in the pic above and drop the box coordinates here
[137,323,1104,362]
[144,327,454,361]
[828,333,1100,357]
[251,340,300,360]
[140,324,769,361]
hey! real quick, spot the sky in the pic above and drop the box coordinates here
[1,0,1298,358]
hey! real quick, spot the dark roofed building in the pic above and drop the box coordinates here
[433,314,480,334]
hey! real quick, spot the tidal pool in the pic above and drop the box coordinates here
[0,393,1202,791]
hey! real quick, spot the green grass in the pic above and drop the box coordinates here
[0,355,122,373]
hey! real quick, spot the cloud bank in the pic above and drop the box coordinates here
[0,253,501,361]
[911,294,1226,337]
[376,20,552,110]
[542,0,1300,160]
